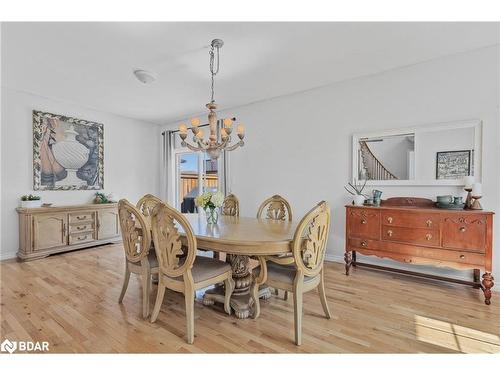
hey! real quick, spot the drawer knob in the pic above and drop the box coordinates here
[361,219,367,224]
[77,225,86,230]
[387,230,393,237]
[459,226,466,233]
[387,217,393,224]
[77,216,86,220]
[425,234,432,241]
[426,219,432,227]
[360,241,367,247]
[77,235,87,240]
[459,254,465,259]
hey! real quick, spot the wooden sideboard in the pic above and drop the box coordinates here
[17,203,121,261]
[345,197,494,305]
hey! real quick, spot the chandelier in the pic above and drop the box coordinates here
[178,39,245,160]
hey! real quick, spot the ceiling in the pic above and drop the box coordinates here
[1,22,498,125]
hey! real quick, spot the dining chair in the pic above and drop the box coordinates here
[212,193,241,261]
[252,201,332,345]
[222,193,240,217]
[150,202,235,344]
[256,194,293,299]
[136,193,164,227]
[118,199,159,319]
[256,194,293,221]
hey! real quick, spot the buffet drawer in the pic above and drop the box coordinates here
[69,231,96,245]
[69,212,95,224]
[382,211,440,229]
[382,225,439,247]
[69,222,94,234]
[347,237,382,251]
[347,208,380,240]
[442,215,486,253]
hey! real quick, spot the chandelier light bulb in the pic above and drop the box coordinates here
[179,124,188,133]
[237,124,245,134]
[197,129,204,139]
[191,118,201,127]
[223,118,233,127]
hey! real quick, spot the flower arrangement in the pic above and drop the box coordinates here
[21,194,41,201]
[344,179,368,206]
[20,194,42,208]
[195,191,224,224]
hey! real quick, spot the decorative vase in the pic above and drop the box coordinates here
[353,194,365,206]
[205,206,219,224]
[52,125,90,187]
[21,200,42,208]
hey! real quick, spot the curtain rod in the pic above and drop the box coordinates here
[163,117,237,135]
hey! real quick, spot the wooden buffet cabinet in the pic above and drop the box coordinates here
[17,203,121,261]
[345,197,494,305]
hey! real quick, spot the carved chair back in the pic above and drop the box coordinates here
[292,201,331,277]
[136,194,164,227]
[151,202,197,279]
[222,193,240,217]
[118,199,152,264]
[257,194,293,221]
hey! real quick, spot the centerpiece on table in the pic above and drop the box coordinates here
[195,191,224,224]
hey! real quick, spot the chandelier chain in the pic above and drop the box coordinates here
[209,44,220,103]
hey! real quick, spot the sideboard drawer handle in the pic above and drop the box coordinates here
[459,254,465,259]
[459,226,466,233]
[360,241,367,247]
[426,219,432,227]
[404,258,412,263]
[387,230,393,237]
[387,217,393,224]
[361,219,367,224]
[425,234,432,241]
[76,215,87,220]
[77,235,87,241]
[77,225,86,230]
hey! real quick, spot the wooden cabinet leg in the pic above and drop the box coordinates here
[344,251,353,276]
[473,269,480,282]
[481,272,494,305]
[352,251,357,267]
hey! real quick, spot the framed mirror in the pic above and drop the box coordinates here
[352,120,482,186]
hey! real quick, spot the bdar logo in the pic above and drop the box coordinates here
[1,339,17,354]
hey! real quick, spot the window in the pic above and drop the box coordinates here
[172,148,223,213]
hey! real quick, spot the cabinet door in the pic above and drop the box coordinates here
[33,214,68,251]
[97,209,120,240]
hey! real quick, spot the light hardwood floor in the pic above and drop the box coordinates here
[1,244,499,353]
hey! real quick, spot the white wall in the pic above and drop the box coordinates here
[0,88,160,260]
[164,45,500,281]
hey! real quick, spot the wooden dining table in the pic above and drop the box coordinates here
[179,213,298,319]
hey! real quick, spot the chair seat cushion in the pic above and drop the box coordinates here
[172,256,231,283]
[254,262,316,286]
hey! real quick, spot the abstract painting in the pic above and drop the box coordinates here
[33,110,104,190]
[436,150,471,180]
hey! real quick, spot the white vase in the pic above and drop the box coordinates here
[21,200,42,208]
[353,194,365,206]
[52,125,90,187]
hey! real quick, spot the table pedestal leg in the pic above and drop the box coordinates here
[203,254,271,319]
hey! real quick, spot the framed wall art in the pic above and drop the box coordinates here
[33,110,104,190]
[435,149,471,180]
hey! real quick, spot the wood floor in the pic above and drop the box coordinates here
[1,244,499,353]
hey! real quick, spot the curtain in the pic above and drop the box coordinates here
[160,130,174,204]
[216,120,229,196]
